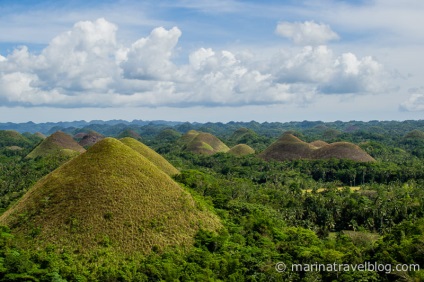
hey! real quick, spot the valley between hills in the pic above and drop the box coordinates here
[0,119,423,281]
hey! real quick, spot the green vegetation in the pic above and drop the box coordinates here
[0,120,423,281]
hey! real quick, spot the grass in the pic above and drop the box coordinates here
[1,138,221,255]
[120,137,179,176]
[26,131,86,158]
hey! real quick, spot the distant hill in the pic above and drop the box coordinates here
[77,131,105,148]
[312,142,375,162]
[0,138,221,255]
[259,133,374,162]
[404,129,424,140]
[259,133,315,161]
[180,131,230,155]
[120,137,179,176]
[117,129,142,140]
[155,128,181,142]
[228,144,255,156]
[0,130,32,148]
[26,131,86,158]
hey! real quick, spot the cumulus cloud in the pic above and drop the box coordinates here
[400,94,424,111]
[270,46,388,94]
[276,21,339,45]
[0,18,389,108]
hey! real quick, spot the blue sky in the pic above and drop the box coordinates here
[0,0,423,123]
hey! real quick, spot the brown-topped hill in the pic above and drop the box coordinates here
[180,131,230,155]
[77,131,105,148]
[312,142,375,162]
[120,137,179,176]
[0,138,221,255]
[26,131,86,158]
[259,133,374,162]
[259,133,315,161]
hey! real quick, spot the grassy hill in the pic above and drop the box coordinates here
[312,142,376,162]
[155,128,181,142]
[259,133,374,162]
[0,130,32,148]
[26,131,86,158]
[178,130,200,145]
[0,138,221,255]
[182,132,230,155]
[120,137,179,176]
[117,129,142,140]
[259,133,315,161]
[228,144,255,156]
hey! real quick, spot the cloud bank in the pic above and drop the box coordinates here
[0,18,389,108]
[275,21,339,45]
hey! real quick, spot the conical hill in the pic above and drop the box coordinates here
[77,131,105,148]
[228,144,255,156]
[312,142,376,162]
[259,133,315,161]
[178,130,200,145]
[183,132,230,155]
[120,137,179,176]
[0,138,221,255]
[26,131,86,158]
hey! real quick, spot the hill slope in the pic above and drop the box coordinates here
[26,131,86,158]
[0,138,220,255]
[120,137,179,176]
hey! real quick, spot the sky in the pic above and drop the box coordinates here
[0,0,423,123]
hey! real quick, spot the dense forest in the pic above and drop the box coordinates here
[0,119,423,281]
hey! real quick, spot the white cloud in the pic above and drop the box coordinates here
[400,94,424,111]
[0,18,390,108]
[275,21,339,45]
[270,46,388,94]
[121,26,182,80]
